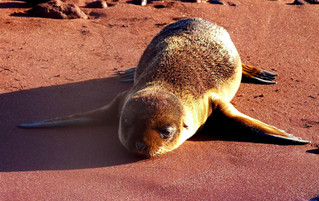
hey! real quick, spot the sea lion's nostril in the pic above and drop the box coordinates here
[135,141,146,152]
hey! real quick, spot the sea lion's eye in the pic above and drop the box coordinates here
[158,126,175,139]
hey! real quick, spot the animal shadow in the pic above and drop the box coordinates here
[0,1,28,9]
[0,77,140,172]
[306,149,319,155]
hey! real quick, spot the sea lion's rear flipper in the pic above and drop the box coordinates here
[241,64,278,84]
[118,64,278,84]
[18,90,128,128]
[213,100,311,144]
[117,68,135,82]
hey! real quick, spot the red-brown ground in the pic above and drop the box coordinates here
[0,0,318,200]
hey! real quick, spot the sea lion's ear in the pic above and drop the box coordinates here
[183,122,189,129]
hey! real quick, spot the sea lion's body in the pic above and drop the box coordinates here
[19,18,310,157]
[123,18,242,153]
[134,18,241,102]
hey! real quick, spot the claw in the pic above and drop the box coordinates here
[117,68,135,82]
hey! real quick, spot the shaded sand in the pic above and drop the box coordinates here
[1,0,319,200]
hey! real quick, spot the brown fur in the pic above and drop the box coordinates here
[134,18,239,98]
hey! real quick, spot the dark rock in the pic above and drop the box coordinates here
[86,0,108,8]
[28,0,88,19]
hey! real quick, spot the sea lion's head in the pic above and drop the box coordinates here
[118,90,188,158]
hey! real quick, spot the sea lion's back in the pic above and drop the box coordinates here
[135,18,241,96]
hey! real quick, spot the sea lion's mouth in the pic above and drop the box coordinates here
[133,146,166,158]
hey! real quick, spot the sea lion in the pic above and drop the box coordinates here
[19,18,310,158]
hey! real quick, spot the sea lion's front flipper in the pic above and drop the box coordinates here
[213,99,311,144]
[18,90,128,128]
[242,64,278,84]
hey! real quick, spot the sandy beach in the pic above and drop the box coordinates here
[0,0,318,200]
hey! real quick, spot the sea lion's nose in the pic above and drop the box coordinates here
[135,141,147,152]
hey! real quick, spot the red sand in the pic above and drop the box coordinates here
[1,0,318,200]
